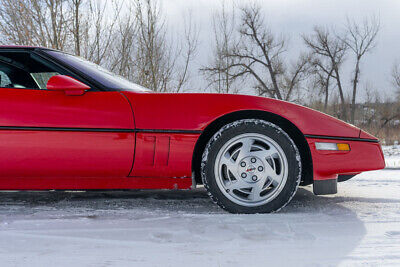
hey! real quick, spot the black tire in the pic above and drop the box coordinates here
[201,119,301,214]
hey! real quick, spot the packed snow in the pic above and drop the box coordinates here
[0,148,399,266]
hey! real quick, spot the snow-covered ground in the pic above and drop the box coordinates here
[383,145,400,168]
[0,149,399,266]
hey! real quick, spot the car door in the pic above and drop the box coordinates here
[0,51,135,178]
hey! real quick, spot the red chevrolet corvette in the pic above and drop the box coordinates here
[0,46,385,213]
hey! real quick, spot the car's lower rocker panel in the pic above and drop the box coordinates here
[0,177,193,190]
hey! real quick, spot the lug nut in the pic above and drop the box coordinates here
[258,166,263,172]
[251,157,256,163]
[241,173,247,178]
[240,162,246,167]
[252,175,258,181]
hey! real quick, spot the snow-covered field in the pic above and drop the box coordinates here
[0,149,399,266]
[383,145,400,168]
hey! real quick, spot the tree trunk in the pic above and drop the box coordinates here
[334,66,347,120]
[324,68,334,112]
[74,0,81,56]
[350,59,360,124]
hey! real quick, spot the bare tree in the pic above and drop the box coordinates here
[281,53,310,102]
[360,74,400,142]
[38,0,69,50]
[343,16,380,124]
[175,12,199,92]
[80,0,121,65]
[303,27,348,119]
[69,0,84,56]
[308,59,334,112]
[132,0,198,92]
[133,0,174,92]
[392,62,400,99]
[0,0,120,64]
[204,3,309,100]
[201,1,241,94]
[374,97,400,137]
[235,4,309,100]
[108,4,137,79]
[0,0,69,49]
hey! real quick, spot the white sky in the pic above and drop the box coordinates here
[160,0,400,101]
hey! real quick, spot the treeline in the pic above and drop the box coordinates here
[1,0,399,143]
[0,0,199,92]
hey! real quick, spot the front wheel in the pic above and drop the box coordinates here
[201,119,301,213]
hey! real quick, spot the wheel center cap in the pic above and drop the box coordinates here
[246,165,256,173]
[238,156,265,183]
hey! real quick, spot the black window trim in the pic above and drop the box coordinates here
[34,48,108,91]
[33,48,104,91]
[0,50,42,89]
[0,47,104,92]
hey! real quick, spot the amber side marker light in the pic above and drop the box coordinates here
[315,142,350,151]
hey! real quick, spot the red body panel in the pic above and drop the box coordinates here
[0,89,133,129]
[359,129,377,139]
[0,89,135,178]
[0,131,134,178]
[123,92,362,138]
[307,138,385,180]
[122,91,384,188]
[0,88,384,190]
[130,133,199,178]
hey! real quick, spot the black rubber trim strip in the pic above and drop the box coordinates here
[0,126,133,132]
[0,126,202,134]
[135,129,202,134]
[304,134,379,143]
[119,92,137,177]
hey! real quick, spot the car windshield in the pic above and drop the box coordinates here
[44,50,150,92]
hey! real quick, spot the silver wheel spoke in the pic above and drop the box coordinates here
[251,147,278,160]
[225,179,249,191]
[220,154,237,174]
[237,138,253,160]
[249,177,267,201]
[263,162,283,187]
[269,173,283,187]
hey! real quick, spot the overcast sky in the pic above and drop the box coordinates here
[160,0,400,101]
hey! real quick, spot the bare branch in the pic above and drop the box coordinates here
[343,16,380,123]
[303,26,348,120]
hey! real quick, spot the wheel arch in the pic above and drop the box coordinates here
[192,110,313,186]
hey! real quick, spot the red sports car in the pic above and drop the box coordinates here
[0,46,385,213]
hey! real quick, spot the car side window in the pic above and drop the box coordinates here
[0,70,11,87]
[0,61,39,89]
[30,72,60,89]
[0,52,63,90]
